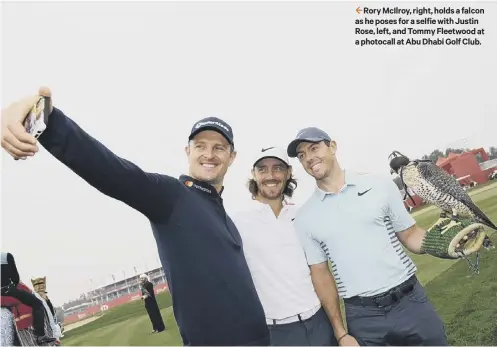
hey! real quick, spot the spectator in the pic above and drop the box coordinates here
[139,274,166,333]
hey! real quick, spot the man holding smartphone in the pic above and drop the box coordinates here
[0,87,270,346]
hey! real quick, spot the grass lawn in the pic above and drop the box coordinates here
[424,238,497,345]
[64,307,182,346]
[421,183,497,346]
[62,183,497,346]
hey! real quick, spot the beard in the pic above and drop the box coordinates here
[257,180,286,200]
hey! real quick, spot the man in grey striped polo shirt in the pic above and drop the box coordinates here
[285,127,450,346]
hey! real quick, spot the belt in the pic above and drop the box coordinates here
[266,304,321,325]
[344,275,418,308]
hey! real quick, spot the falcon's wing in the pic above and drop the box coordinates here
[417,161,495,229]
[416,162,467,199]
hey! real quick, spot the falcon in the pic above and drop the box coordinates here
[388,151,495,265]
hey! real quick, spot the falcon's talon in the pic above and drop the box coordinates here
[440,220,458,235]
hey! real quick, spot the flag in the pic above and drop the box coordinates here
[134,267,138,275]
[112,274,116,282]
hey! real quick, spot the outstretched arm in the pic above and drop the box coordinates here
[396,224,426,254]
[1,89,182,221]
[383,178,425,253]
[38,107,180,221]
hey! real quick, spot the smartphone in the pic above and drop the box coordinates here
[23,96,51,139]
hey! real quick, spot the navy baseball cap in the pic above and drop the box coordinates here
[287,127,331,158]
[188,117,234,146]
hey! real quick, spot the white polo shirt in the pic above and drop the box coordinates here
[231,200,321,321]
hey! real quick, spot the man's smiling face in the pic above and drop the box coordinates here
[252,157,291,200]
[186,130,236,185]
[296,141,336,181]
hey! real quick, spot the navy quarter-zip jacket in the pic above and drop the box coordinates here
[38,108,270,346]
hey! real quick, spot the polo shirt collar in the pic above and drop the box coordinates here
[314,170,358,201]
[179,175,224,198]
[251,197,290,212]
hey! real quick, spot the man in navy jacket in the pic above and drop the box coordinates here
[0,87,270,346]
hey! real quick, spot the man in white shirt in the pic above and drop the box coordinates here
[231,147,338,346]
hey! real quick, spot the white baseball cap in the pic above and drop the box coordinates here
[253,146,290,167]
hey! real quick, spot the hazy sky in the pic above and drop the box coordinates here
[1,1,496,305]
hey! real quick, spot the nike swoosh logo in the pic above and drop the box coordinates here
[261,147,275,152]
[358,188,372,196]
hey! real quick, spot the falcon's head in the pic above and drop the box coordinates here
[388,150,410,174]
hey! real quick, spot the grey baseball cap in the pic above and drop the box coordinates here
[287,127,331,158]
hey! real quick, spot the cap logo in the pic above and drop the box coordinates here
[261,147,275,152]
[195,120,230,132]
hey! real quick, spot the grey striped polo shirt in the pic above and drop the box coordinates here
[294,170,417,298]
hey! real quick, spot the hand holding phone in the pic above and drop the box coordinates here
[23,96,51,139]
